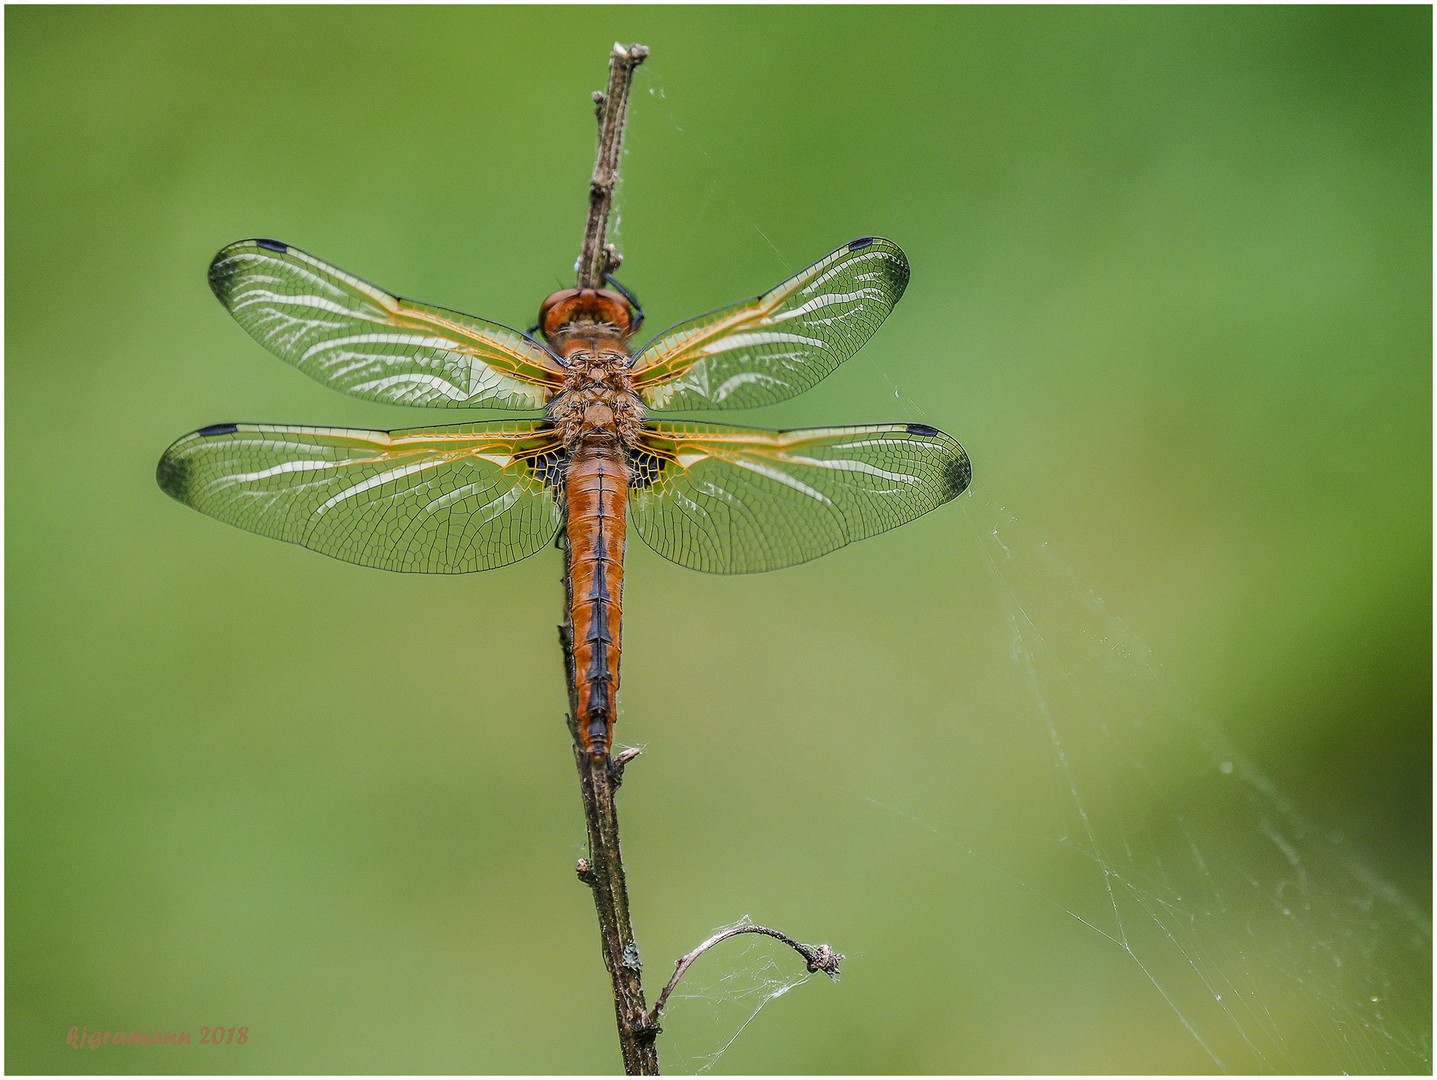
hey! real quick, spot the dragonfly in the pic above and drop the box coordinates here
[157,236,972,763]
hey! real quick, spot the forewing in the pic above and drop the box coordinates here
[209,240,563,409]
[157,420,565,573]
[628,420,970,573]
[632,238,909,410]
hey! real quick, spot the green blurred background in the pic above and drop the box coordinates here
[7,7,1429,1074]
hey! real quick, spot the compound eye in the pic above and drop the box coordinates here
[538,289,580,341]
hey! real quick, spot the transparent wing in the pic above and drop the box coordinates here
[628,419,970,574]
[631,238,909,410]
[209,240,564,409]
[157,420,565,573]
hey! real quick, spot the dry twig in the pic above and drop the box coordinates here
[561,45,656,1074]
[557,42,842,1075]
[577,42,649,290]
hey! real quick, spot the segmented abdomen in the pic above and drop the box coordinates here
[565,440,628,762]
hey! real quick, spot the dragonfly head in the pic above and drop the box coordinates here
[539,287,635,346]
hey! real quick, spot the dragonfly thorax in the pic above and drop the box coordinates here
[562,347,633,385]
[551,351,644,447]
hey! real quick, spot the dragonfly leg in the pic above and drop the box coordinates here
[602,273,644,336]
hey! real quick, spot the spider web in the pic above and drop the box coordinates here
[656,488,1428,1073]
[657,917,819,1074]
[901,489,1429,1072]
[617,96,1426,1062]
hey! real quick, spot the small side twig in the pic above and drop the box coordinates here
[647,925,844,1024]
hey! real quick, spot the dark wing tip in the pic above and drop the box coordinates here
[856,237,910,303]
[158,424,241,500]
[903,422,972,501]
[208,246,240,302]
[155,446,191,501]
[943,447,973,500]
[209,239,289,301]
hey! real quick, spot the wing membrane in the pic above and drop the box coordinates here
[157,420,565,573]
[209,240,563,409]
[632,238,909,411]
[628,420,970,573]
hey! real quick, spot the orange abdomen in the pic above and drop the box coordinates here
[566,440,629,762]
